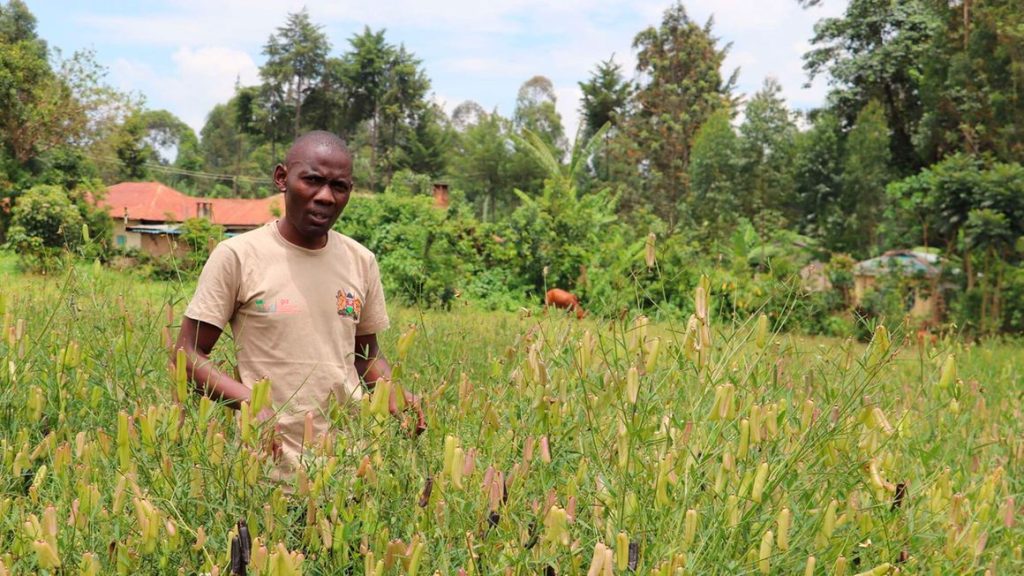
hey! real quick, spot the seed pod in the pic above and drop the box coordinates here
[210,433,225,466]
[683,509,698,551]
[397,325,417,360]
[865,325,890,368]
[443,436,458,477]
[116,412,131,469]
[451,447,464,489]
[777,508,791,551]
[755,314,769,349]
[695,286,708,321]
[852,563,891,576]
[541,506,569,547]
[80,552,100,576]
[804,556,816,576]
[239,402,252,444]
[752,462,769,504]
[175,348,188,403]
[616,532,629,571]
[645,232,656,268]
[407,539,425,576]
[938,354,956,391]
[750,405,762,444]
[833,556,847,576]
[817,499,838,548]
[250,379,271,414]
[586,542,607,576]
[726,495,740,528]
[759,530,773,574]
[708,385,725,421]
[303,411,314,447]
[369,378,391,417]
[737,419,750,460]
[645,337,661,373]
[800,400,815,433]
[625,366,639,404]
[32,539,61,570]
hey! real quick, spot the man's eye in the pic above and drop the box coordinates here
[332,182,352,194]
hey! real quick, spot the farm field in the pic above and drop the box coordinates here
[1,263,1023,575]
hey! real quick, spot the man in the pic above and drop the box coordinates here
[175,130,423,477]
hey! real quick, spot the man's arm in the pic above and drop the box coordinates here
[355,333,425,434]
[175,316,251,408]
[354,332,392,389]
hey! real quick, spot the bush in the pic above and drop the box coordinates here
[5,184,85,271]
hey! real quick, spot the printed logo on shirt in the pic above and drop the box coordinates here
[336,290,362,321]
[254,297,303,314]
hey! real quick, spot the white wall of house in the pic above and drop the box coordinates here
[111,220,142,251]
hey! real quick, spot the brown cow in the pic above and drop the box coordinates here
[545,288,585,320]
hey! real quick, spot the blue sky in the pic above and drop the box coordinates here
[31,0,847,137]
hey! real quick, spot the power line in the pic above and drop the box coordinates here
[84,154,274,185]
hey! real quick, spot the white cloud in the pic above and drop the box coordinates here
[110,46,259,133]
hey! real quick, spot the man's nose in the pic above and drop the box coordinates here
[312,184,335,204]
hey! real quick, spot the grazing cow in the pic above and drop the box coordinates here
[545,288,585,320]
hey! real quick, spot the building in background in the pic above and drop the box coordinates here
[98,182,283,257]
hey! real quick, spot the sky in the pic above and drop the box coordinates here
[30,0,848,139]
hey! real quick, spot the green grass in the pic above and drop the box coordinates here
[0,264,1022,575]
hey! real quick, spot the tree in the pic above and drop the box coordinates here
[579,57,631,141]
[0,2,85,165]
[513,75,566,153]
[804,0,940,173]
[916,0,1024,163]
[793,111,843,246]
[736,78,798,228]
[260,8,330,140]
[449,108,516,220]
[578,57,632,184]
[622,2,736,222]
[501,126,617,293]
[688,107,740,234]
[840,100,891,254]
[336,28,431,190]
[451,100,486,132]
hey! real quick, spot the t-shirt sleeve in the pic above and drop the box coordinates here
[356,255,389,336]
[184,243,241,330]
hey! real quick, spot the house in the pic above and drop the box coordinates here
[98,182,284,257]
[852,250,945,324]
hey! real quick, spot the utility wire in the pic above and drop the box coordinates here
[85,153,274,185]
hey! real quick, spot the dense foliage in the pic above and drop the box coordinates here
[2,0,1024,335]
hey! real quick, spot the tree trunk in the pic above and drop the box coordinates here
[294,77,304,139]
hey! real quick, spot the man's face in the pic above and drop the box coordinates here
[274,144,353,248]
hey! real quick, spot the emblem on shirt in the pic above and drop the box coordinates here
[336,290,362,321]
[255,297,302,314]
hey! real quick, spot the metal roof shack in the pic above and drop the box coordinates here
[853,250,941,278]
[853,250,946,325]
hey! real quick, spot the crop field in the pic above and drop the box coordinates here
[1,264,1023,575]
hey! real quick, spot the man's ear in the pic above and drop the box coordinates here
[273,164,288,193]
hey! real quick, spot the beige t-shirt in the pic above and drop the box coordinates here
[185,221,389,472]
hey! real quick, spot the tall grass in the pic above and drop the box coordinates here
[0,262,1021,574]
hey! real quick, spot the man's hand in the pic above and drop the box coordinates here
[402,389,427,437]
[254,406,282,460]
[384,384,426,437]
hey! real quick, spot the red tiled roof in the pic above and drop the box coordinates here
[99,182,283,227]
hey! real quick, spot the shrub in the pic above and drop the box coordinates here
[5,184,85,271]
